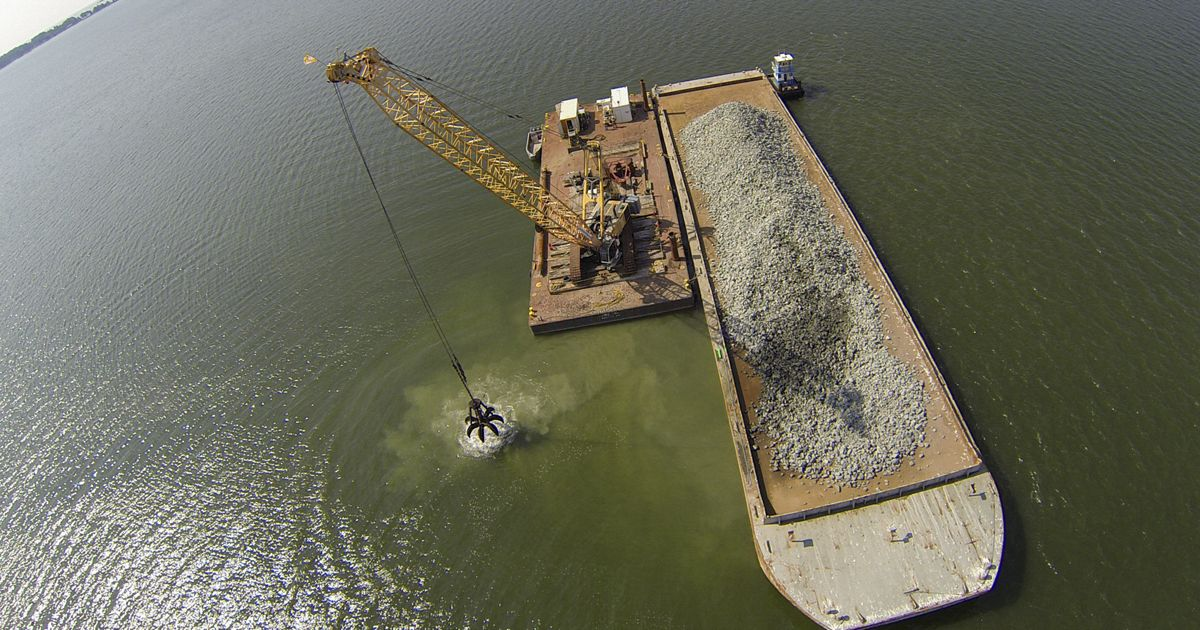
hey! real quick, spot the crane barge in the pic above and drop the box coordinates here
[325,48,695,332]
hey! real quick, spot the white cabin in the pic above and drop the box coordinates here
[610,86,633,123]
[557,97,580,138]
[772,53,796,85]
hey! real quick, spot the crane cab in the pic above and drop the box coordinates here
[558,98,581,145]
[769,53,804,97]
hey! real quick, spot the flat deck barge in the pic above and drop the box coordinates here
[653,70,1003,628]
[528,90,693,333]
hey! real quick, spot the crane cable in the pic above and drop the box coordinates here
[376,53,574,141]
[383,56,527,121]
[333,83,474,400]
[376,55,553,159]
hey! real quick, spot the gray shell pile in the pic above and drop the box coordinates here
[680,102,927,486]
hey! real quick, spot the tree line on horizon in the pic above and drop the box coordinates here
[0,0,120,71]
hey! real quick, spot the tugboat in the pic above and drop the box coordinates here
[525,125,543,160]
[769,52,804,97]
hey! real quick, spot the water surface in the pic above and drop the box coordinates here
[1,0,1197,626]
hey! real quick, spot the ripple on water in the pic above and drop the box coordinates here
[0,296,457,626]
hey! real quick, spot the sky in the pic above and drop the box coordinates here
[1,0,96,54]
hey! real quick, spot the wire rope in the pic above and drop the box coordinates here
[333,83,475,400]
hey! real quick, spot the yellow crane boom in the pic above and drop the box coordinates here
[325,48,602,251]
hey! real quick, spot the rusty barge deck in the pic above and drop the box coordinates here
[653,70,1004,628]
[528,89,693,333]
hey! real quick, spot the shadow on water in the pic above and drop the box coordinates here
[662,301,708,338]
[799,83,832,99]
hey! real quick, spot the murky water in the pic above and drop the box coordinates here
[1,0,1197,626]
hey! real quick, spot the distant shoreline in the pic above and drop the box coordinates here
[0,0,120,71]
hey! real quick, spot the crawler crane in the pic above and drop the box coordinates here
[324,48,626,276]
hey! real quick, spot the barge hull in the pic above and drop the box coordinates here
[655,71,1003,628]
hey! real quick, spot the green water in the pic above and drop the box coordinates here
[1,0,1197,626]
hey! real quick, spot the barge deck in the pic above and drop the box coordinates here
[654,70,1003,628]
[528,90,693,333]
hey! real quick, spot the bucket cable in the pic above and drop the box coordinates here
[333,83,474,400]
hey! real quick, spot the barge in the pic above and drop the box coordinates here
[651,69,1003,628]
